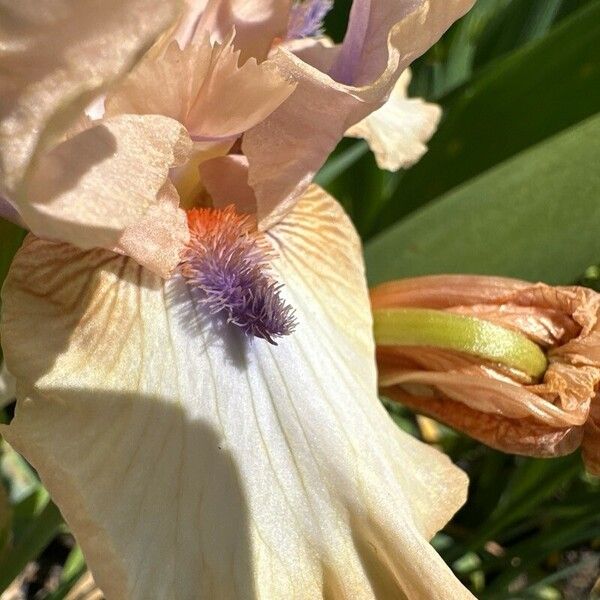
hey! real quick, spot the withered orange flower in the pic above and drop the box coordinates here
[371,275,600,475]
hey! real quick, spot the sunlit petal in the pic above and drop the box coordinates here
[244,0,474,228]
[192,0,292,61]
[2,187,471,599]
[21,115,192,277]
[0,0,180,197]
[346,70,442,171]
[106,34,295,141]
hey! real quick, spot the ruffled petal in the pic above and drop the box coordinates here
[330,0,474,86]
[22,115,191,277]
[191,0,292,61]
[345,70,441,171]
[1,187,472,599]
[243,0,474,228]
[106,35,295,141]
[0,0,181,197]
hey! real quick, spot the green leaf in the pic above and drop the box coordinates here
[315,140,368,187]
[374,0,600,234]
[365,113,600,286]
[473,0,563,68]
[0,489,64,593]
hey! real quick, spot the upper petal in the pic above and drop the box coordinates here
[345,69,442,171]
[0,0,181,197]
[1,186,472,599]
[22,115,192,277]
[106,35,295,141]
[330,0,474,86]
[243,0,474,228]
[190,0,292,61]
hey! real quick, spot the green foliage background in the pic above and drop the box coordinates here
[1,0,600,597]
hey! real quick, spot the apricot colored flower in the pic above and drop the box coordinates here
[1,1,476,598]
[372,275,600,475]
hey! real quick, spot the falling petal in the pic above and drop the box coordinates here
[2,187,472,599]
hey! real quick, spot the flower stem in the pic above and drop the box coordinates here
[373,308,548,379]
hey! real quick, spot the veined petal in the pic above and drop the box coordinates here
[243,0,474,228]
[345,70,442,171]
[0,0,181,197]
[106,35,295,141]
[22,115,192,277]
[1,187,472,599]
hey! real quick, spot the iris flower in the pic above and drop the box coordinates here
[372,275,600,475]
[0,0,476,597]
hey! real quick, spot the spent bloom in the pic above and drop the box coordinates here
[372,275,600,475]
[1,0,476,598]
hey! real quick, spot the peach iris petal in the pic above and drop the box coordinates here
[243,0,475,230]
[191,0,292,61]
[1,187,473,599]
[105,34,295,141]
[0,0,180,197]
[22,115,192,278]
[0,0,202,277]
[373,275,600,467]
[199,155,258,214]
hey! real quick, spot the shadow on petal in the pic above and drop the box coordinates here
[4,388,256,599]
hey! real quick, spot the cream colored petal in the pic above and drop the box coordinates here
[243,0,474,228]
[0,0,181,197]
[106,35,295,141]
[193,0,292,61]
[0,361,16,408]
[1,187,472,599]
[186,34,296,139]
[22,115,191,277]
[346,70,442,171]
